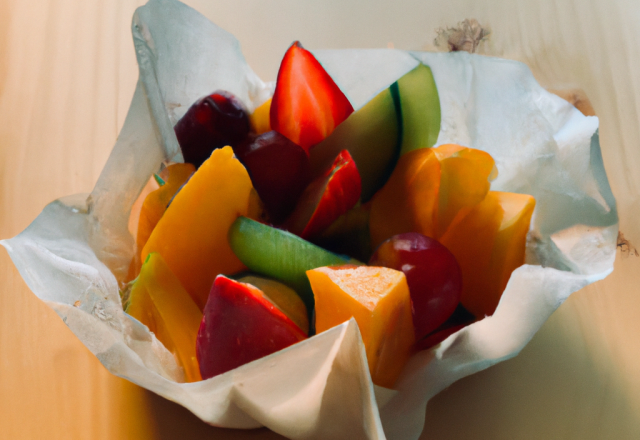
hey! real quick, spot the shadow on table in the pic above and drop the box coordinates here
[144,389,287,440]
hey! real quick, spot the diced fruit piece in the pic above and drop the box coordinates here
[271,41,354,151]
[370,147,441,248]
[369,232,462,340]
[142,147,257,310]
[440,191,535,317]
[237,275,309,335]
[395,64,441,155]
[307,265,415,388]
[234,131,310,223]
[250,98,272,135]
[315,202,372,263]
[432,144,497,237]
[174,90,250,168]
[310,87,400,201]
[196,276,307,379]
[134,163,195,272]
[369,144,495,249]
[126,253,203,382]
[228,216,353,311]
[285,150,361,239]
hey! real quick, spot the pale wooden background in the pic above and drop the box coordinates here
[2,0,640,439]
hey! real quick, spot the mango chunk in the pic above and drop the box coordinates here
[440,191,535,317]
[249,98,272,135]
[307,265,415,388]
[370,144,496,249]
[142,147,256,310]
[127,253,203,382]
[131,163,195,276]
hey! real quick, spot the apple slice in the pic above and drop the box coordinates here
[196,275,307,380]
[228,216,354,311]
[270,41,354,151]
[285,150,361,239]
[236,275,309,335]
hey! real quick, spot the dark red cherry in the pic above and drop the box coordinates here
[369,232,462,340]
[174,90,250,168]
[234,131,311,223]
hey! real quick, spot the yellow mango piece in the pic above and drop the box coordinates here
[142,147,255,310]
[433,144,496,237]
[369,148,441,249]
[127,253,203,382]
[307,265,415,388]
[237,275,309,335]
[250,98,272,135]
[130,163,195,278]
[441,191,535,317]
[369,144,495,249]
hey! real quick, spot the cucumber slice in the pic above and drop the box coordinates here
[310,87,400,202]
[228,216,352,311]
[395,63,441,155]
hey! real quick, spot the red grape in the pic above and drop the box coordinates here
[369,232,462,340]
[174,90,250,168]
[234,131,311,223]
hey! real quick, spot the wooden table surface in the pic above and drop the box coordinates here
[2,0,640,438]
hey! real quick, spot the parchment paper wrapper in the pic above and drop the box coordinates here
[1,0,618,439]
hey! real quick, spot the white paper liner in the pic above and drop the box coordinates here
[1,0,618,439]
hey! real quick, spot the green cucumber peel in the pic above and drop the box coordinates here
[229,217,357,312]
[395,63,441,155]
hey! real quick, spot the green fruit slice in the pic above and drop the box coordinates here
[394,63,441,155]
[228,217,352,310]
[310,87,400,202]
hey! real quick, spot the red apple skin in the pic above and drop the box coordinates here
[234,131,311,223]
[369,232,462,340]
[286,149,362,239]
[196,276,307,380]
[271,41,354,151]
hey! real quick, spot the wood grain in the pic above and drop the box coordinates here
[1,0,639,438]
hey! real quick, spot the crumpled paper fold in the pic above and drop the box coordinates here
[1,0,617,439]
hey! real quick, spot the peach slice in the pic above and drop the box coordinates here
[307,265,415,388]
[440,191,535,317]
[142,146,257,310]
[126,253,202,382]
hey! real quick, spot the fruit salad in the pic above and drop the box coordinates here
[122,40,535,388]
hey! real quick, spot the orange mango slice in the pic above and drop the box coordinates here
[369,144,495,248]
[369,147,441,247]
[441,191,535,317]
[142,146,256,310]
[307,265,415,388]
[127,253,203,382]
[250,98,272,135]
[131,163,195,276]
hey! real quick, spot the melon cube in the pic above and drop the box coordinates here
[307,265,415,388]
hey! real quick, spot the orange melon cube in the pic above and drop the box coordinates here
[142,146,257,310]
[306,265,415,388]
[127,253,203,382]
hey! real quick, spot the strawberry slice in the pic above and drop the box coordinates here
[285,150,361,239]
[270,41,354,151]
